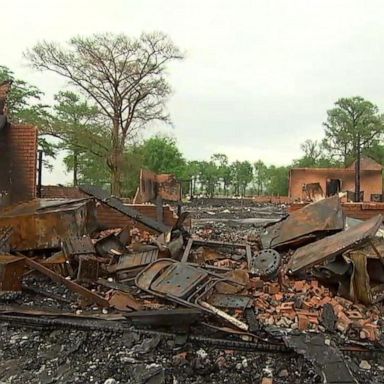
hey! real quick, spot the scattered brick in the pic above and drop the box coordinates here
[298,314,309,330]
[293,280,306,292]
[274,293,283,301]
[249,277,264,289]
[264,282,280,295]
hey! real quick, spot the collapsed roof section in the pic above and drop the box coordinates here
[261,195,345,250]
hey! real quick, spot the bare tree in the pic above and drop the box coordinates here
[25,32,183,195]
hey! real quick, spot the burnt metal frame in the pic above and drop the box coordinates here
[135,258,246,314]
[181,238,252,269]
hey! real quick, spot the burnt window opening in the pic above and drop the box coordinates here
[326,179,341,197]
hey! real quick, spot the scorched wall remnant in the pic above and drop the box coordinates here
[0,81,38,207]
[289,157,383,202]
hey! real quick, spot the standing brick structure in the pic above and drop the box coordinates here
[0,81,38,206]
[289,157,383,202]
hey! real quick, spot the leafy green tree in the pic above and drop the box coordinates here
[323,97,384,166]
[0,65,49,125]
[51,91,104,185]
[364,143,384,166]
[323,97,384,200]
[176,160,201,196]
[211,153,231,195]
[254,160,268,195]
[265,165,289,196]
[26,32,183,196]
[63,151,110,187]
[63,145,143,196]
[293,140,323,167]
[185,160,201,195]
[231,161,253,196]
[141,135,186,177]
[292,139,340,168]
[199,161,219,197]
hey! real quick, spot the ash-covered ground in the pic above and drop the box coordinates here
[0,323,324,384]
[0,199,383,384]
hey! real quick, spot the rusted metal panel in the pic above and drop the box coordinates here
[0,254,25,291]
[0,199,98,251]
[114,248,159,272]
[62,236,95,257]
[288,214,383,273]
[207,293,251,309]
[151,262,209,298]
[135,259,173,291]
[108,290,142,311]
[262,195,345,250]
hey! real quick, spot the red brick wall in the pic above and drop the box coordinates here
[0,123,38,205]
[289,168,383,202]
[41,185,85,199]
[251,195,291,204]
[96,203,178,231]
[41,185,179,232]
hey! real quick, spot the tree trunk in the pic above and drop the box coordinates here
[343,143,348,167]
[355,132,361,202]
[110,116,122,196]
[73,149,78,186]
[111,164,122,196]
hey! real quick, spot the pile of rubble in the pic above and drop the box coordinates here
[188,197,285,222]
[0,191,383,383]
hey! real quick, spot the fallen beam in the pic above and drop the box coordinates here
[22,256,109,307]
[79,185,170,234]
[0,312,288,353]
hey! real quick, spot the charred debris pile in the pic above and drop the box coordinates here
[0,191,383,383]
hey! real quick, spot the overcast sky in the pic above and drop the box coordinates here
[3,0,384,184]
